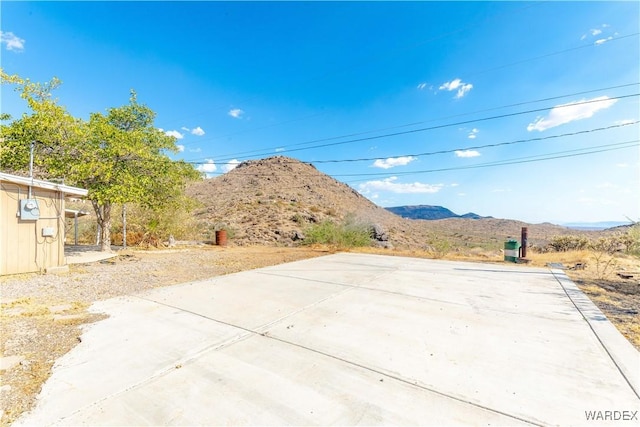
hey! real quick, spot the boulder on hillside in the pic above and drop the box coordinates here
[370,224,389,242]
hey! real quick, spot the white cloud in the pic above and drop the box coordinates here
[581,24,611,42]
[165,130,184,139]
[439,78,473,99]
[468,128,479,139]
[615,119,635,126]
[176,144,185,152]
[275,147,285,152]
[359,176,443,194]
[222,159,240,173]
[189,147,202,153]
[594,36,613,45]
[181,126,190,132]
[372,156,416,169]
[417,82,428,90]
[527,96,618,132]
[228,108,244,119]
[450,183,459,187]
[191,126,205,136]
[616,163,629,168]
[0,31,25,52]
[197,159,217,178]
[455,150,481,158]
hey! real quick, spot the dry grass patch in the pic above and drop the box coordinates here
[527,250,640,350]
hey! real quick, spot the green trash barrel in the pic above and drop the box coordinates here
[504,240,520,262]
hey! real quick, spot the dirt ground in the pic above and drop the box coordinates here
[1,245,638,426]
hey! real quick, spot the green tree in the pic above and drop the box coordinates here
[1,71,201,251]
[1,70,86,178]
[71,92,201,251]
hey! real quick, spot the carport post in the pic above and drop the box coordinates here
[74,211,79,245]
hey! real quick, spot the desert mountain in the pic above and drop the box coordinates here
[186,156,595,249]
[386,205,489,220]
[187,156,403,245]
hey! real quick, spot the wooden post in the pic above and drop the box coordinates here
[521,227,528,258]
[122,204,127,248]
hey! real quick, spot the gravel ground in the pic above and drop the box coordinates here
[0,245,327,426]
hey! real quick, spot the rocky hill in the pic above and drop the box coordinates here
[187,156,404,245]
[386,205,488,220]
[186,156,597,250]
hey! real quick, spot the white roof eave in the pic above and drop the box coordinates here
[0,172,89,197]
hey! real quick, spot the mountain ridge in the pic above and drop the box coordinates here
[385,205,490,221]
[186,156,602,249]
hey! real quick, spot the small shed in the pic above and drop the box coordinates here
[0,172,88,275]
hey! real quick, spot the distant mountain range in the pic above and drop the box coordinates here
[385,205,490,221]
[561,221,632,230]
[385,205,631,230]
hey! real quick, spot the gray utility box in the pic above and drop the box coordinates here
[19,199,40,220]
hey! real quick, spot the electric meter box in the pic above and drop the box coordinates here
[19,199,40,220]
[42,227,55,237]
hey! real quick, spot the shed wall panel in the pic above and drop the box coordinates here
[1,180,66,275]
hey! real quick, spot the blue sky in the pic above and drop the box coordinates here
[1,1,638,224]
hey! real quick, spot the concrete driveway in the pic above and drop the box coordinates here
[16,253,640,426]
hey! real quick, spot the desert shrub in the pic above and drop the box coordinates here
[548,235,590,252]
[291,213,305,224]
[302,215,371,248]
[620,224,640,256]
[425,234,452,259]
[589,236,620,279]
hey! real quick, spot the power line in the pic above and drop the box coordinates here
[187,83,639,162]
[466,32,639,79]
[195,140,638,195]
[174,31,639,153]
[306,121,639,164]
[187,121,638,166]
[188,94,639,165]
[187,83,639,161]
[341,140,639,180]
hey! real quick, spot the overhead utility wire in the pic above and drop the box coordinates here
[189,82,639,161]
[177,32,638,151]
[201,140,638,188]
[196,141,638,195]
[194,93,639,164]
[340,140,639,180]
[466,32,639,78]
[189,121,638,167]
[245,94,639,158]
[304,122,639,164]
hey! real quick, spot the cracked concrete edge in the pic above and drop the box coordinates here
[550,269,640,402]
